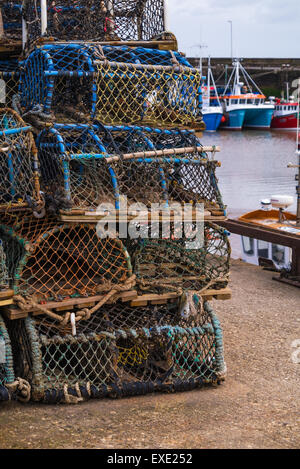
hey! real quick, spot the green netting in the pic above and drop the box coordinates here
[0,314,15,401]
[0,239,8,291]
[127,223,231,294]
[6,298,226,403]
[0,215,132,302]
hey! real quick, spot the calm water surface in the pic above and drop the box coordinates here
[201,129,299,257]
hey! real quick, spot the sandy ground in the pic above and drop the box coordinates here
[0,259,299,449]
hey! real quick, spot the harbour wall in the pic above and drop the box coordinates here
[187,57,300,97]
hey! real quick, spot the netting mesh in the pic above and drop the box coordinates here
[36,123,223,215]
[127,223,231,294]
[0,216,132,302]
[0,59,20,109]
[6,298,226,402]
[0,239,8,290]
[0,1,22,40]
[20,44,203,128]
[22,0,165,44]
[0,72,20,110]
[0,314,15,401]
[0,108,43,214]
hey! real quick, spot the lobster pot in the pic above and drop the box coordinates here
[127,223,231,294]
[0,1,22,40]
[0,108,42,214]
[0,60,20,108]
[29,294,208,336]
[22,0,165,44]
[0,314,15,401]
[20,43,203,128]
[6,299,225,403]
[37,123,224,215]
[0,216,132,303]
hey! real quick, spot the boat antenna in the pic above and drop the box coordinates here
[208,56,221,106]
[191,43,208,77]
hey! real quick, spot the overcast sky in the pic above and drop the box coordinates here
[168,0,300,58]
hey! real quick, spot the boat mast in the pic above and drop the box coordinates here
[234,59,240,95]
[207,56,211,105]
[223,62,236,96]
[239,62,263,95]
[208,57,221,106]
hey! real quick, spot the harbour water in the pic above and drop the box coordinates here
[201,130,299,257]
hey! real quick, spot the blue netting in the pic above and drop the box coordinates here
[20,43,203,128]
[22,0,166,44]
[0,1,22,40]
[36,123,224,214]
[0,108,43,214]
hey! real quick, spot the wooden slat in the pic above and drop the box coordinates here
[105,146,220,163]
[47,39,178,51]
[0,299,14,307]
[3,307,27,320]
[74,302,95,309]
[55,305,76,312]
[60,213,227,223]
[130,292,179,307]
[130,300,148,307]
[201,287,232,300]
[0,289,14,299]
[3,287,231,320]
[120,291,139,302]
[4,290,138,319]
[150,299,168,305]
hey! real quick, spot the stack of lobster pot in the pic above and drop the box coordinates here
[0,0,231,404]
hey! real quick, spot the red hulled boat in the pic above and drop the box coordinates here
[270,96,299,130]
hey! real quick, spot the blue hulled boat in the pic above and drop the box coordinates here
[202,58,223,132]
[219,60,274,130]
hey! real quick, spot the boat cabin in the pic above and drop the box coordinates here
[222,94,266,106]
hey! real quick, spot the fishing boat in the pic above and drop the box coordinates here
[270,96,300,131]
[202,58,224,132]
[219,60,275,130]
